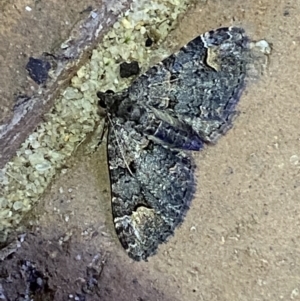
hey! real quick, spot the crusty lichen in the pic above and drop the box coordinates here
[0,0,192,242]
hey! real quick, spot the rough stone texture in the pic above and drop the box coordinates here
[1,0,300,301]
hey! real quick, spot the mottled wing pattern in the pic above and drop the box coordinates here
[98,27,264,261]
[125,27,250,143]
[107,117,195,261]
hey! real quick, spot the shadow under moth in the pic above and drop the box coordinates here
[97,27,270,261]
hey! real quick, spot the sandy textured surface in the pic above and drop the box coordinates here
[1,0,300,300]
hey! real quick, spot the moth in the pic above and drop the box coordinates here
[97,27,268,261]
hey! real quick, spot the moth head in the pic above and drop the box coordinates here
[97,90,142,121]
[97,90,123,116]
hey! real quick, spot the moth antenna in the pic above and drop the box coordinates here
[107,114,135,177]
